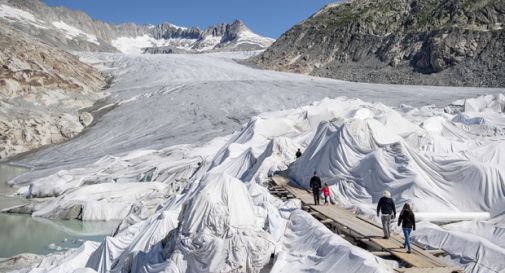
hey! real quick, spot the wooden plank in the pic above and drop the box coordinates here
[371,235,448,268]
[313,203,383,235]
[269,189,288,193]
[371,238,401,249]
[270,175,461,271]
[370,251,392,257]
[396,268,463,273]
[391,250,437,268]
[357,215,383,229]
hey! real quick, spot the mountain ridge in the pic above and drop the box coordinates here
[250,0,505,87]
[0,0,273,54]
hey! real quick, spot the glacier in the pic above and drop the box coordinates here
[3,52,505,273]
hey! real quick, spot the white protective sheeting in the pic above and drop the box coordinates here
[10,54,504,273]
[270,210,394,273]
[413,223,505,273]
[21,93,505,272]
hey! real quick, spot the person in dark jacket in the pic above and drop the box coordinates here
[309,171,322,205]
[296,148,302,158]
[376,190,396,239]
[398,203,416,253]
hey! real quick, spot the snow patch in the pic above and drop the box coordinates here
[112,35,198,54]
[236,29,274,47]
[0,4,47,28]
[52,21,99,45]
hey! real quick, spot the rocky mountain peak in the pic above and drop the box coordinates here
[230,19,246,29]
[227,19,249,37]
[250,0,505,87]
[0,0,273,53]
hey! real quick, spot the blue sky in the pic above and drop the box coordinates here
[42,0,337,38]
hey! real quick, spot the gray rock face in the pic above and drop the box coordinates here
[150,23,201,40]
[250,0,505,87]
[204,19,244,42]
[143,46,192,54]
[0,22,106,159]
[0,0,273,53]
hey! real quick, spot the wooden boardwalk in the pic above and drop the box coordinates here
[271,175,462,273]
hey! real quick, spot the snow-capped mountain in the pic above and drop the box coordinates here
[0,0,274,54]
[127,20,275,54]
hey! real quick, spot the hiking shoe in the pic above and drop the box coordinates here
[407,250,411,254]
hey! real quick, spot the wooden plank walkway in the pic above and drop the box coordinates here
[271,175,462,273]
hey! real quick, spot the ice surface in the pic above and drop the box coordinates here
[9,52,505,273]
[11,52,504,185]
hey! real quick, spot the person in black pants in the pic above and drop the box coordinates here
[309,171,322,205]
[398,203,416,253]
[296,148,302,158]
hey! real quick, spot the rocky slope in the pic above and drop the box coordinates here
[250,0,505,87]
[0,22,107,159]
[0,0,273,54]
[0,0,272,159]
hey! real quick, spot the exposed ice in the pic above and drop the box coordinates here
[7,52,505,273]
[10,53,504,185]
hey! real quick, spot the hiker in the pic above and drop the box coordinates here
[376,190,396,239]
[296,148,302,158]
[322,183,330,206]
[309,171,322,205]
[398,203,416,253]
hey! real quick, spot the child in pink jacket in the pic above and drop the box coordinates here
[322,183,330,206]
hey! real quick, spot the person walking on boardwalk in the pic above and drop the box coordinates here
[376,190,396,239]
[296,148,302,158]
[322,183,330,206]
[309,171,322,205]
[398,203,416,253]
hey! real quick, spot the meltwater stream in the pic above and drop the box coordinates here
[0,164,119,258]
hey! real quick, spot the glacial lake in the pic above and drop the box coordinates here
[0,164,118,258]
